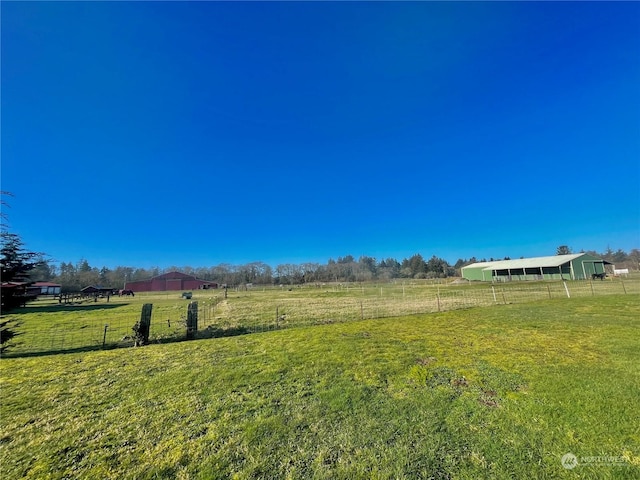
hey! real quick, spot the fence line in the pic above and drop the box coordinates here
[2,278,637,357]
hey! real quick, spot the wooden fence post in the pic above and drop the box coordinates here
[134,303,153,346]
[187,301,198,339]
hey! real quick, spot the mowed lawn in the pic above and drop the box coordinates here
[1,295,639,479]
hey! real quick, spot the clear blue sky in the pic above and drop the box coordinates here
[2,1,639,269]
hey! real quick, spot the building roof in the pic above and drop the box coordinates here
[130,271,217,283]
[153,271,196,280]
[81,285,113,292]
[32,282,61,287]
[1,282,29,288]
[462,254,594,272]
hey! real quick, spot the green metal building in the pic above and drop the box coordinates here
[461,254,608,282]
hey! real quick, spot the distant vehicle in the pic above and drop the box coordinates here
[181,292,193,299]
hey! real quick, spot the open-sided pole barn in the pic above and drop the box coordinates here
[461,254,609,282]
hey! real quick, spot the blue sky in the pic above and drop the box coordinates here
[2,1,639,269]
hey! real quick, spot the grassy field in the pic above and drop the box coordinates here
[1,294,639,478]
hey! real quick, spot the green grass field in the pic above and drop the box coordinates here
[1,293,639,479]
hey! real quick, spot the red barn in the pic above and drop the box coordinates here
[124,271,218,293]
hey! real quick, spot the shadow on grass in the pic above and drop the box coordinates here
[9,303,128,314]
[1,342,133,359]
[196,325,252,339]
[2,325,260,359]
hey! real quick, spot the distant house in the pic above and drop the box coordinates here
[124,271,218,293]
[461,253,610,282]
[5,281,60,298]
[27,282,61,296]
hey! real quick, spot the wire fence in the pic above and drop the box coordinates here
[223,278,638,330]
[2,278,638,357]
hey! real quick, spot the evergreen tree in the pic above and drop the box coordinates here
[1,193,46,309]
[1,193,47,352]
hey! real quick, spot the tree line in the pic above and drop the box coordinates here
[26,247,640,293]
[28,254,455,292]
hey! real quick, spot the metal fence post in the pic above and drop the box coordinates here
[102,324,109,349]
